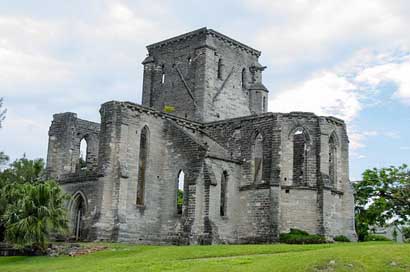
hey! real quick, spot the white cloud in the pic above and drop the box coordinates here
[248,0,409,68]
[355,57,410,104]
[0,47,72,92]
[0,108,50,161]
[269,71,360,122]
[0,16,72,91]
[269,47,409,152]
[0,2,183,162]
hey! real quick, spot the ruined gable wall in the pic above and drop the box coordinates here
[46,112,101,240]
[46,113,100,179]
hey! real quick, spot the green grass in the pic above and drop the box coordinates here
[0,242,409,271]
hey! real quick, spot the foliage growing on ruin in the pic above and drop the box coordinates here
[163,105,175,113]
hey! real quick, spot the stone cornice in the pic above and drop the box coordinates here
[146,27,261,57]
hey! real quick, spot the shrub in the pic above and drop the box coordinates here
[333,235,350,242]
[364,234,391,241]
[279,229,326,244]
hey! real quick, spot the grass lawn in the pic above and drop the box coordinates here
[0,242,409,272]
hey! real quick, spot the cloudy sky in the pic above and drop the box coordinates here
[1,0,410,180]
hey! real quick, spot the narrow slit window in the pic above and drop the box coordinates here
[241,68,246,88]
[161,65,165,84]
[262,96,266,112]
[217,59,223,79]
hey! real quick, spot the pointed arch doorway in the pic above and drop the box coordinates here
[71,192,86,241]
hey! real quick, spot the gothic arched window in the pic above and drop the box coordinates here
[177,170,185,215]
[220,171,228,217]
[329,133,337,187]
[253,133,263,183]
[71,192,86,241]
[292,128,308,185]
[79,138,88,171]
[136,126,149,205]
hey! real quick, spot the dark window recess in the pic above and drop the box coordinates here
[220,171,228,216]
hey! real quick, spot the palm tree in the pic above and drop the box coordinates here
[3,181,68,252]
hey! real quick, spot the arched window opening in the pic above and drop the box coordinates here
[217,59,223,79]
[220,171,228,217]
[293,128,308,185]
[137,126,149,205]
[161,65,165,84]
[71,193,86,241]
[79,138,87,170]
[177,170,185,215]
[253,133,263,183]
[329,134,337,187]
[241,68,246,88]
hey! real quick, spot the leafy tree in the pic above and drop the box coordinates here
[0,157,68,252]
[0,157,45,184]
[354,164,410,241]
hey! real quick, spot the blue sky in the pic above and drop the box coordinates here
[1,0,410,180]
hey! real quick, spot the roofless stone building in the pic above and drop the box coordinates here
[46,27,357,244]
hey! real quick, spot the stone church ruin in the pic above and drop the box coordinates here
[46,27,357,244]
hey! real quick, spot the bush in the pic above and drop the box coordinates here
[333,235,350,242]
[279,229,327,244]
[364,234,391,241]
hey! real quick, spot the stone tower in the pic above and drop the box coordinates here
[141,27,268,122]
